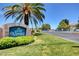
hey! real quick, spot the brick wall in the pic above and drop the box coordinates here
[0,28,3,38]
[2,23,31,37]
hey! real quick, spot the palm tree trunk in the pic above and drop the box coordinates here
[24,14,29,25]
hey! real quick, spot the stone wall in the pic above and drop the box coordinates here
[0,23,31,37]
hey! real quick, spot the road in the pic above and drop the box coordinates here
[45,31,79,43]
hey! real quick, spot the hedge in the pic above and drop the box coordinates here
[0,36,34,49]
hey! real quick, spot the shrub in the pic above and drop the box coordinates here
[0,36,34,49]
[0,37,15,49]
[31,30,35,35]
[15,36,34,45]
[36,29,41,32]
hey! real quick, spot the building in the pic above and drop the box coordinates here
[70,24,76,31]
[70,24,79,32]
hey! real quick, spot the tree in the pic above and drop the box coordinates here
[57,19,70,31]
[63,19,69,25]
[76,20,79,29]
[41,24,51,30]
[3,3,46,28]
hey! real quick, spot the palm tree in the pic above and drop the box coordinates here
[3,3,46,28]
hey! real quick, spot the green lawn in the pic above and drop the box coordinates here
[0,33,79,56]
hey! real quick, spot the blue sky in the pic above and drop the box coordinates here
[0,3,79,29]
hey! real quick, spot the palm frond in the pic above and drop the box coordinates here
[3,3,46,28]
[14,14,23,23]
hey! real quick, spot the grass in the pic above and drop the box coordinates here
[0,33,79,56]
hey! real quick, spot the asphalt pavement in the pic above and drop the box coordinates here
[45,31,79,43]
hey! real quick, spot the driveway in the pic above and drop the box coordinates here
[45,31,79,43]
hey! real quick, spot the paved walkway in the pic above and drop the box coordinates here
[45,31,79,43]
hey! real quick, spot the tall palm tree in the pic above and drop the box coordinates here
[3,3,46,28]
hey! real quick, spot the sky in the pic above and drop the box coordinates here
[0,3,79,29]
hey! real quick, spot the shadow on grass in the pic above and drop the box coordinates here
[33,33,43,36]
[72,46,79,48]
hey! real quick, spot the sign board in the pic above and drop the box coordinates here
[9,26,26,37]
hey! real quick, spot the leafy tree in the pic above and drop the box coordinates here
[76,20,79,29]
[3,3,46,28]
[63,19,69,25]
[57,19,70,31]
[41,24,51,30]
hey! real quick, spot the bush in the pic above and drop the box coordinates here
[0,36,34,49]
[31,30,35,35]
[0,37,15,49]
[36,29,41,32]
[15,36,34,45]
